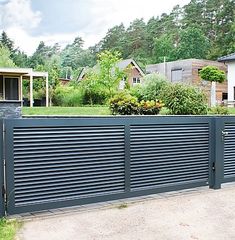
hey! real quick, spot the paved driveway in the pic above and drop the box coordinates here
[17,184,235,240]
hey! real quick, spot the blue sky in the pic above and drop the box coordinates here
[0,0,190,55]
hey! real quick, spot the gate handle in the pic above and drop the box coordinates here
[222,131,229,141]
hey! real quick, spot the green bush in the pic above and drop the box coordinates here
[109,92,164,115]
[109,92,139,115]
[139,100,164,115]
[82,88,108,105]
[53,85,83,107]
[140,73,170,101]
[163,83,208,115]
[210,105,229,115]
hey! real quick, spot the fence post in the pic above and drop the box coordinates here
[211,117,224,189]
[0,119,4,217]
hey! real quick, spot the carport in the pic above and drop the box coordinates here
[0,68,49,107]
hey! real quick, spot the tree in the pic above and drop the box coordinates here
[97,50,124,98]
[0,45,15,67]
[0,31,14,54]
[125,19,148,60]
[199,66,226,107]
[153,34,176,63]
[176,26,210,59]
[100,24,127,55]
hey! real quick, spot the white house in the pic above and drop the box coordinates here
[218,53,235,101]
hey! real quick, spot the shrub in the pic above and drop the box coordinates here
[210,105,229,115]
[140,73,170,101]
[109,92,164,115]
[109,92,139,115]
[53,85,83,107]
[163,83,208,115]
[139,100,164,115]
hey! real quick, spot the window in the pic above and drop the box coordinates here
[133,77,141,84]
[171,69,182,82]
[222,93,228,101]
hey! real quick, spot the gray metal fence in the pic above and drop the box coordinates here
[0,116,234,216]
[0,119,4,217]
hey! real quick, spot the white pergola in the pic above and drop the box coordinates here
[0,68,49,107]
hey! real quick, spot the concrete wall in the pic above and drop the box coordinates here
[0,101,22,118]
[227,62,235,101]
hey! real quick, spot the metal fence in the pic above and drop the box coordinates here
[0,116,234,216]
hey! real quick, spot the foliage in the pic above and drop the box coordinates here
[163,83,208,115]
[210,105,229,115]
[97,50,124,98]
[176,26,210,59]
[153,34,176,63]
[140,73,170,101]
[199,66,226,83]
[109,92,164,115]
[109,92,139,115]
[0,218,21,240]
[80,70,107,105]
[0,45,15,67]
[53,85,83,107]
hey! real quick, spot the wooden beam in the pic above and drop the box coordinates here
[30,74,33,107]
[45,74,49,107]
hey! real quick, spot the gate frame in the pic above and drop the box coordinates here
[5,116,214,215]
[220,116,235,183]
[0,119,4,217]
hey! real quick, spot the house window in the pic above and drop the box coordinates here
[222,93,228,101]
[133,77,141,84]
[171,69,183,82]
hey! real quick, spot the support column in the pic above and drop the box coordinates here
[45,74,49,107]
[30,74,33,107]
[19,75,23,107]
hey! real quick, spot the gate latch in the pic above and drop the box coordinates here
[222,131,229,141]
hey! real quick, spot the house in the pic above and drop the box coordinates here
[59,78,71,85]
[0,68,49,107]
[218,53,235,102]
[146,59,228,104]
[78,59,145,89]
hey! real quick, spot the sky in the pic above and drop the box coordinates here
[0,0,191,55]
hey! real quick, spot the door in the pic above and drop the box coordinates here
[5,77,19,100]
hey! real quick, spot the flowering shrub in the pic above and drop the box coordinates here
[109,92,164,115]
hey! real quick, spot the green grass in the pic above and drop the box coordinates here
[228,108,235,115]
[0,218,21,240]
[117,203,128,209]
[23,106,111,116]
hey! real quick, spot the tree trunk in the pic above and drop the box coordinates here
[211,81,216,107]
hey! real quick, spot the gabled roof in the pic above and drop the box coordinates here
[218,53,235,62]
[78,59,145,80]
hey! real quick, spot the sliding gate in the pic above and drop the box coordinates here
[2,116,213,215]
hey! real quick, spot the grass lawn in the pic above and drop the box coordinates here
[0,218,21,240]
[228,108,235,115]
[23,106,111,116]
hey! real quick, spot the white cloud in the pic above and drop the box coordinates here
[0,0,191,55]
[0,0,41,30]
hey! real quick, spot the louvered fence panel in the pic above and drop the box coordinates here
[224,123,235,180]
[130,124,209,191]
